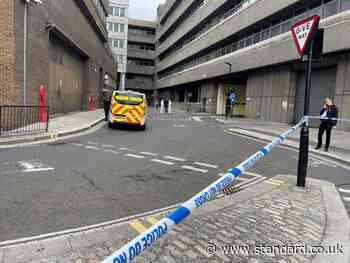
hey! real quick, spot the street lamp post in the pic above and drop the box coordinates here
[23,0,42,105]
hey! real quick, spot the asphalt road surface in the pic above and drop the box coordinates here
[0,112,349,242]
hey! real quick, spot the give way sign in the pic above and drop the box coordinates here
[291,15,320,57]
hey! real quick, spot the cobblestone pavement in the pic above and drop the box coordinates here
[22,178,329,263]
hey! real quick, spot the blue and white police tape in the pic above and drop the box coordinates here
[102,120,305,263]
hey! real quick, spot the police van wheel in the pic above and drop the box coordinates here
[108,122,113,128]
[140,124,146,131]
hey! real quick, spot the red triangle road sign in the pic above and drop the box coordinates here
[291,15,320,57]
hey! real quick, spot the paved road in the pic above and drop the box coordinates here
[0,112,349,242]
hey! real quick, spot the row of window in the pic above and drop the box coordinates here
[107,22,126,33]
[159,0,257,62]
[109,38,126,49]
[128,59,154,67]
[158,0,350,79]
[128,27,155,36]
[159,0,209,45]
[128,43,155,51]
[109,6,126,17]
[113,54,126,64]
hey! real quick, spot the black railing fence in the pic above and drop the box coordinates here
[0,105,49,137]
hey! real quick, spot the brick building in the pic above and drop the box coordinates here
[0,0,117,114]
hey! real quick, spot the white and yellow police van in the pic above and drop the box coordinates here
[108,90,147,130]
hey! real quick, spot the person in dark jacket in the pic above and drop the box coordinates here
[225,97,231,119]
[315,98,338,152]
[102,91,111,121]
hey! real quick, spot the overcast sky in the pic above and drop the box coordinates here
[128,0,166,21]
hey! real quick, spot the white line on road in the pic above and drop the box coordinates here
[71,143,83,147]
[339,188,350,194]
[104,150,120,154]
[85,146,100,150]
[194,162,219,169]
[342,197,350,202]
[164,155,186,162]
[119,147,135,151]
[182,165,208,173]
[87,141,99,145]
[125,154,145,159]
[151,159,175,166]
[102,144,114,148]
[22,167,55,173]
[140,152,159,156]
[192,116,203,122]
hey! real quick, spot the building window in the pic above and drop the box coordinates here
[110,6,126,17]
[111,39,125,49]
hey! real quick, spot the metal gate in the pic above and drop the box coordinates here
[294,67,337,126]
[49,36,84,114]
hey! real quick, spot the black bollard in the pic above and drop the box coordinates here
[297,124,309,187]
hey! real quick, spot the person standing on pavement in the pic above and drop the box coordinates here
[164,99,169,113]
[315,98,338,152]
[225,97,231,119]
[102,91,111,121]
[160,99,165,113]
[168,99,172,114]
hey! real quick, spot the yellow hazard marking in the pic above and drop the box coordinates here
[269,179,285,184]
[129,220,147,234]
[146,216,158,225]
[265,181,282,186]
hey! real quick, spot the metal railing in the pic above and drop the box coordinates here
[0,105,49,137]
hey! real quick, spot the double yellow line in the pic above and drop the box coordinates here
[265,178,286,186]
[129,216,159,234]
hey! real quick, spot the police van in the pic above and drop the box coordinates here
[108,90,147,130]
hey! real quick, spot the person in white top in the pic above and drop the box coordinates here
[168,100,172,114]
[160,99,165,114]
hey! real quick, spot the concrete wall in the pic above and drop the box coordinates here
[199,82,218,114]
[127,64,154,75]
[246,66,296,123]
[12,0,116,109]
[157,11,350,89]
[157,0,299,72]
[125,76,154,91]
[335,53,350,130]
[128,49,155,60]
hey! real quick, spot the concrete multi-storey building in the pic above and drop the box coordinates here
[155,0,350,130]
[126,18,156,103]
[0,0,117,114]
[107,0,129,90]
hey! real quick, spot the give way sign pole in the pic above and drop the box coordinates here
[291,15,321,188]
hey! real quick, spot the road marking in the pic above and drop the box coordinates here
[339,188,350,194]
[192,116,203,122]
[71,143,83,147]
[173,124,187,128]
[129,220,147,234]
[342,197,350,202]
[151,159,175,166]
[164,155,186,162]
[125,154,145,159]
[218,173,248,182]
[140,152,159,156]
[119,147,135,151]
[87,142,99,145]
[22,167,55,173]
[146,216,158,225]
[104,150,120,154]
[194,162,219,169]
[265,181,282,186]
[268,179,285,184]
[182,165,208,173]
[102,144,114,148]
[85,146,100,150]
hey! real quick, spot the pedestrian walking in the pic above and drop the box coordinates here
[168,99,172,114]
[164,99,169,113]
[315,98,338,152]
[225,97,231,119]
[160,99,165,113]
[102,91,111,121]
